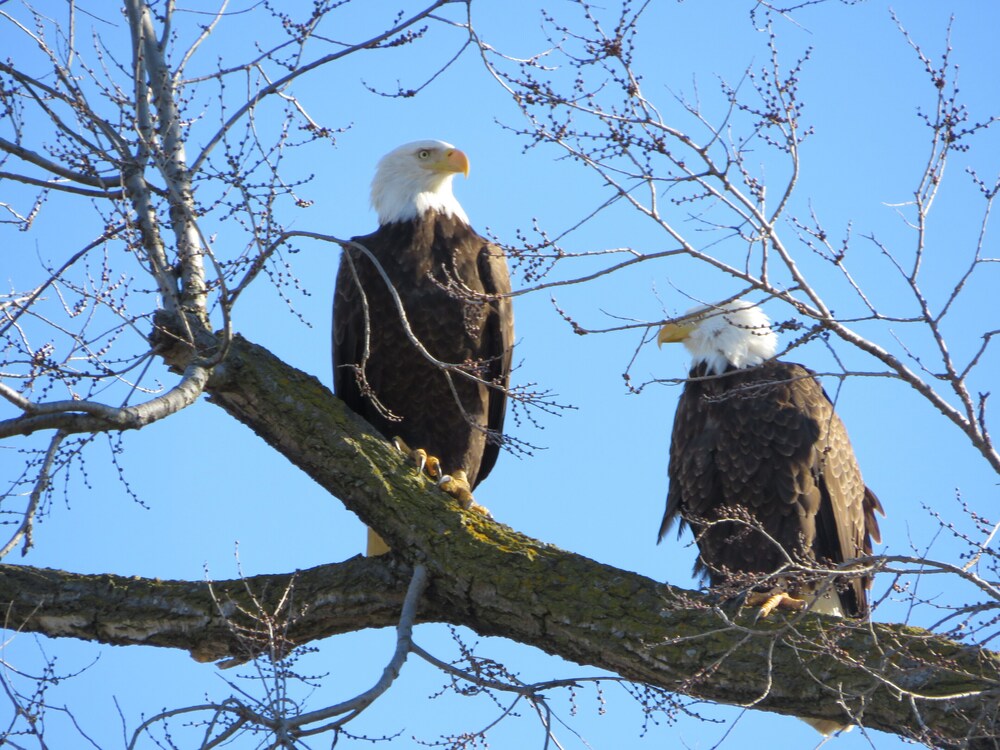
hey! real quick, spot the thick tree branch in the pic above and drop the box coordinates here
[5,334,998,747]
[0,555,433,664]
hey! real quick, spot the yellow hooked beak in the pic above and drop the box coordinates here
[657,320,696,348]
[436,147,470,178]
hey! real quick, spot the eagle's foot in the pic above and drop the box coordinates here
[746,590,807,618]
[424,453,442,479]
[437,470,492,517]
[391,438,490,516]
[437,469,474,508]
[392,437,442,480]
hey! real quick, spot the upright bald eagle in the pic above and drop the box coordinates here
[333,140,514,554]
[657,301,882,621]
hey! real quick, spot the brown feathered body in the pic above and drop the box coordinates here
[333,209,513,488]
[659,359,882,617]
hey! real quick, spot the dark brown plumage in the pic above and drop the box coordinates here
[657,302,882,619]
[333,209,513,490]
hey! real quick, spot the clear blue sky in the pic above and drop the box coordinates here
[3,1,998,748]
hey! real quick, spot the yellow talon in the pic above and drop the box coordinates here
[468,499,492,518]
[392,437,441,480]
[436,471,491,517]
[746,590,807,618]
[438,469,474,509]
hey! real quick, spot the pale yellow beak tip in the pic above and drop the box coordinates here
[447,148,470,178]
[656,325,670,348]
[657,322,689,348]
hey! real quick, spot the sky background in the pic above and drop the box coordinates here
[3,1,999,748]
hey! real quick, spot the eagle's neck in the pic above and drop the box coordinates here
[685,329,776,376]
[371,171,470,227]
[690,353,744,378]
[688,360,781,389]
[681,303,778,376]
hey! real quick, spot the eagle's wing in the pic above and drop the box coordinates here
[806,378,883,616]
[660,379,716,543]
[332,239,369,410]
[475,239,514,486]
[661,362,881,613]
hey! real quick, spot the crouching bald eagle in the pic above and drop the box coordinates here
[657,301,882,615]
[333,140,514,554]
[657,301,883,732]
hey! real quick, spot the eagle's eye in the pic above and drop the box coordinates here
[417,149,431,160]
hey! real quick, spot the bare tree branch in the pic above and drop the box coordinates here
[0,362,210,440]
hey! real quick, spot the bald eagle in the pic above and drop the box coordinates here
[333,140,514,554]
[657,301,882,620]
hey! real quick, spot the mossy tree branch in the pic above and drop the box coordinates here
[4,333,999,748]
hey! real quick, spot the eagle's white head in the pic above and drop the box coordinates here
[370,139,471,226]
[657,300,777,375]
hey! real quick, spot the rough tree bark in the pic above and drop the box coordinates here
[4,333,998,748]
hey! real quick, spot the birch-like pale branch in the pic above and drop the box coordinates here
[125,0,208,318]
[0,362,210,440]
